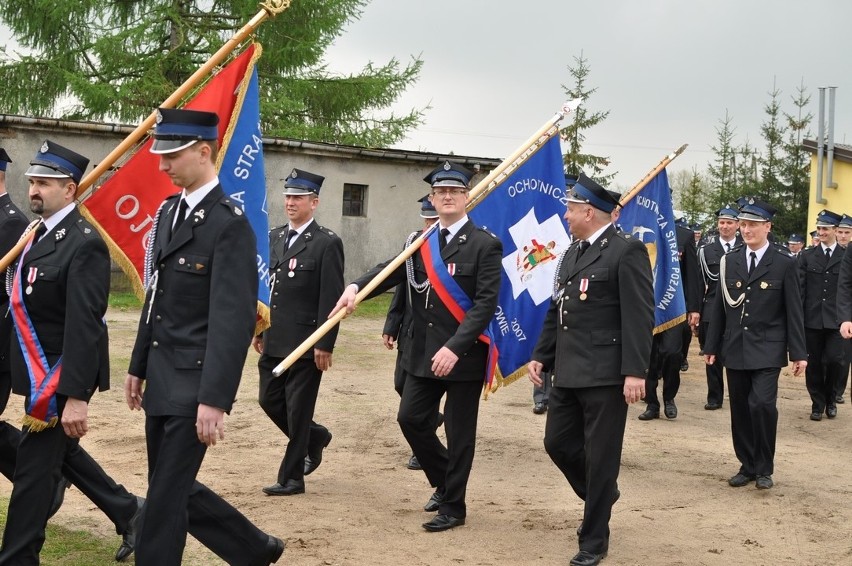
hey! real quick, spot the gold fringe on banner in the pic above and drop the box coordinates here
[79,204,147,300]
[653,313,687,335]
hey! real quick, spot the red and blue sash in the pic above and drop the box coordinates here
[420,227,499,389]
[10,237,62,432]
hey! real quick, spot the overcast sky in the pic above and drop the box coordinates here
[324,0,852,189]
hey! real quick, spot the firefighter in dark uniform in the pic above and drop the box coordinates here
[697,204,742,410]
[639,217,701,420]
[528,174,654,566]
[798,209,845,421]
[382,195,440,470]
[125,108,284,565]
[704,198,807,490]
[254,169,343,496]
[0,141,143,563]
[832,215,852,403]
[332,161,502,533]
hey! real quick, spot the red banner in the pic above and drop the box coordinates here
[82,44,257,296]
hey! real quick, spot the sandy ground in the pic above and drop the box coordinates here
[2,306,852,565]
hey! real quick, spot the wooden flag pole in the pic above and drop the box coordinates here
[271,100,583,377]
[618,144,689,206]
[74,0,292,198]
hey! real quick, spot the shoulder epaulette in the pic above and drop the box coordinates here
[219,198,244,216]
[477,226,498,239]
[316,225,339,238]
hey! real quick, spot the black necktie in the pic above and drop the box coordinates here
[439,228,450,250]
[825,247,832,260]
[286,229,299,248]
[725,242,731,253]
[172,198,189,235]
[749,251,757,274]
[577,240,590,258]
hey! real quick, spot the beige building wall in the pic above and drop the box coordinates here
[0,116,501,282]
[805,140,852,234]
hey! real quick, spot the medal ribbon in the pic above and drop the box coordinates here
[579,278,589,294]
[10,237,62,431]
[420,228,500,389]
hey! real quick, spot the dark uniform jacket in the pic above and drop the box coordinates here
[836,245,852,324]
[797,244,845,330]
[676,225,703,314]
[129,187,257,417]
[0,193,28,414]
[698,235,742,323]
[704,244,806,369]
[382,231,421,350]
[261,219,344,358]
[531,224,654,387]
[355,220,502,382]
[9,207,110,402]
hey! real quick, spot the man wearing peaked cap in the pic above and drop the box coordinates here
[150,107,219,154]
[0,141,146,563]
[126,108,284,565]
[529,173,653,566]
[382,195,442,470]
[254,166,342,497]
[704,197,806,491]
[836,215,852,249]
[833,215,852,404]
[798,209,845,422]
[331,159,502,533]
[810,229,820,247]
[787,233,805,256]
[697,204,742,411]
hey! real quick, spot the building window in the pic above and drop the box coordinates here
[343,183,367,217]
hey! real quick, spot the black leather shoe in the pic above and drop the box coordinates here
[304,431,333,476]
[422,514,464,532]
[664,400,678,419]
[810,411,823,421]
[570,550,606,566]
[755,475,773,490]
[424,489,444,512]
[680,359,689,372]
[836,395,845,404]
[532,402,547,414]
[115,495,144,562]
[263,479,305,496]
[48,476,70,519]
[637,408,659,420]
[704,402,722,410]
[826,405,838,419]
[407,455,421,470]
[728,473,755,487]
[253,535,285,565]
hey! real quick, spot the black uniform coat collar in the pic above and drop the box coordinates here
[25,207,82,263]
[441,220,475,261]
[561,224,616,283]
[282,219,317,262]
[158,185,222,261]
[731,243,775,285]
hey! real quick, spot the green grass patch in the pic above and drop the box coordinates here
[0,498,120,565]
[350,291,392,319]
[108,292,142,310]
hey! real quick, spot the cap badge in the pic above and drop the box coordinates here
[443,161,451,171]
[748,197,755,205]
[290,169,298,178]
[40,142,49,154]
[155,109,163,124]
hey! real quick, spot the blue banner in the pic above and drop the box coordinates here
[618,169,685,333]
[218,65,271,332]
[468,135,570,388]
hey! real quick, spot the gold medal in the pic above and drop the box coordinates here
[760,281,768,289]
[580,292,587,301]
[25,286,32,295]
[288,271,295,278]
[736,281,742,288]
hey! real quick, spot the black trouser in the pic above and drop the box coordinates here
[804,328,845,412]
[533,372,553,405]
[834,341,851,401]
[644,323,684,409]
[699,321,725,405]
[135,415,270,566]
[544,384,626,555]
[398,372,480,519]
[726,367,779,477]
[258,355,329,483]
[681,323,692,363]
